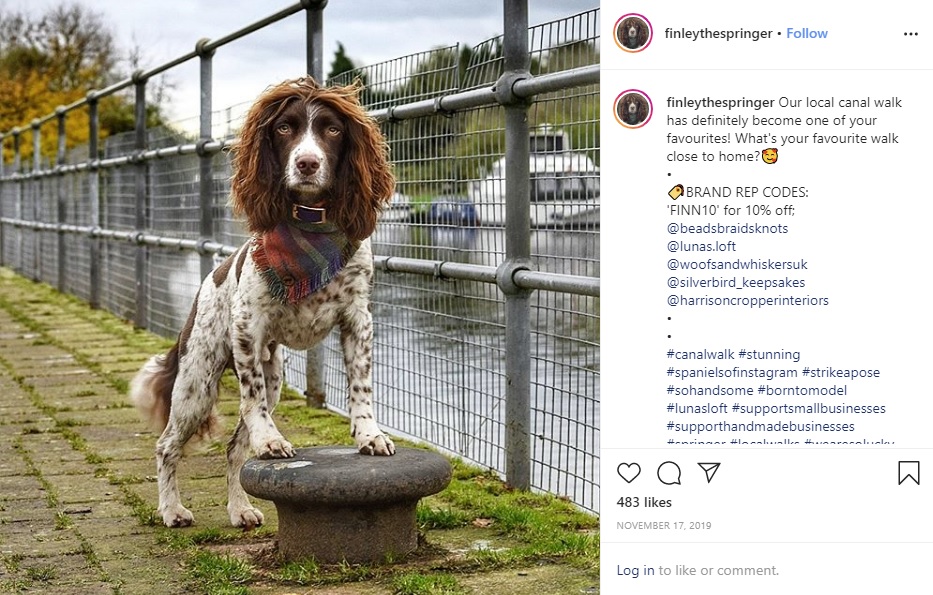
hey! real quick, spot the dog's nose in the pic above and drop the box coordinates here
[295,155,320,175]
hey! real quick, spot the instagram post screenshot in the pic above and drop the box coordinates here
[2,0,930,592]
[603,1,931,591]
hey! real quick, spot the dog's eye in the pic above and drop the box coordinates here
[326,126,342,136]
[276,123,291,135]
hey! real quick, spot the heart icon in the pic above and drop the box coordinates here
[617,462,641,483]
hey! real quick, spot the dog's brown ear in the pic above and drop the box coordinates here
[638,22,649,46]
[639,96,650,121]
[322,84,395,242]
[231,88,295,233]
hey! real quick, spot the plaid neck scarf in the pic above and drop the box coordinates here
[251,218,360,304]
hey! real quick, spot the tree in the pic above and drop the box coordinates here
[327,42,356,81]
[97,39,174,136]
[0,3,168,165]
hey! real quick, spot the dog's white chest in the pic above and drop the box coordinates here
[268,298,343,349]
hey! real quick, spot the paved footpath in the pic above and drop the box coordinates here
[0,269,191,593]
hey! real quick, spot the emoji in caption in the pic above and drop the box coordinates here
[668,184,684,200]
[762,147,778,164]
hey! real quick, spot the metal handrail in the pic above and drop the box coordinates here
[0,217,599,296]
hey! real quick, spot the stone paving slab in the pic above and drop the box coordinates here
[0,293,175,593]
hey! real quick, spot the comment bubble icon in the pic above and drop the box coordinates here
[657,461,682,485]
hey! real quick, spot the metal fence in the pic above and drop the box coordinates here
[0,1,600,513]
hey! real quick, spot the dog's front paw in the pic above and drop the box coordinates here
[256,436,295,459]
[357,433,395,456]
[229,505,264,530]
[160,505,194,528]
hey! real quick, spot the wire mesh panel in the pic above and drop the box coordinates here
[371,268,509,463]
[322,10,601,511]
[0,181,15,264]
[327,48,499,461]
[19,175,39,282]
[329,46,461,110]
[147,132,202,336]
[530,288,600,511]
[3,182,23,273]
[100,133,140,320]
[211,151,246,249]
[62,145,94,301]
[33,171,57,287]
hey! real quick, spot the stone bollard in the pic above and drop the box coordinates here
[240,446,452,563]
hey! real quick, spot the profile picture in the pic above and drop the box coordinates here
[615,14,652,52]
[614,90,652,128]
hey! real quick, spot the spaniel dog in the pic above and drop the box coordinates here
[618,92,650,126]
[618,16,649,50]
[130,77,396,529]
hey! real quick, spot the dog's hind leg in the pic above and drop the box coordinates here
[225,344,283,529]
[155,358,223,527]
[155,420,195,527]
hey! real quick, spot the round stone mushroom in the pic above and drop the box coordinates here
[240,446,452,563]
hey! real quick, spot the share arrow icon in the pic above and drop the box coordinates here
[698,462,721,484]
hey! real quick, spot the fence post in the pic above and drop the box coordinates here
[31,120,41,281]
[196,39,216,281]
[498,0,533,491]
[0,133,4,267]
[304,0,327,408]
[56,108,67,292]
[134,72,150,329]
[305,0,326,81]
[12,129,22,273]
[88,93,102,309]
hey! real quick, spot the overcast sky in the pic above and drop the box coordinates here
[8,0,598,125]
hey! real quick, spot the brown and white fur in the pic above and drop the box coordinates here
[618,16,649,50]
[619,92,650,126]
[130,78,396,529]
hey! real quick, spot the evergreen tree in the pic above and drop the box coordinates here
[327,42,356,81]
